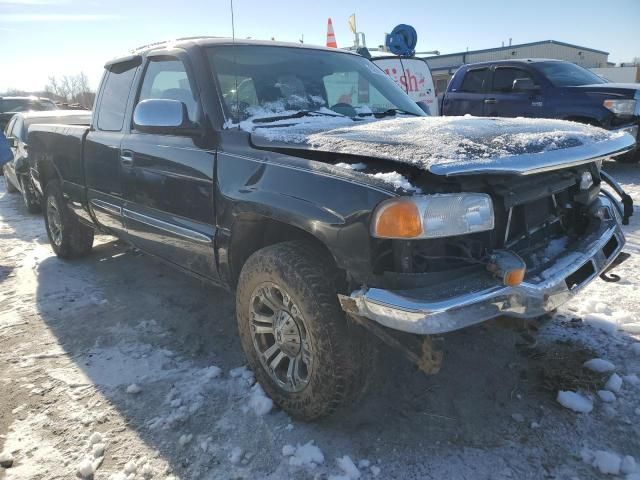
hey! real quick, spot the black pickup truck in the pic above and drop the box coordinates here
[28,38,635,420]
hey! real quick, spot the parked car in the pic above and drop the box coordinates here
[3,110,91,212]
[0,96,58,131]
[372,56,438,115]
[28,38,634,420]
[441,59,640,161]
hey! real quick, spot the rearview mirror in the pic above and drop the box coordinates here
[133,99,197,135]
[512,78,539,92]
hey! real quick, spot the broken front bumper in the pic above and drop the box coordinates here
[340,196,628,335]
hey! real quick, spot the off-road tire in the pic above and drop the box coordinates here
[44,180,94,259]
[3,169,18,193]
[20,175,41,213]
[236,241,375,421]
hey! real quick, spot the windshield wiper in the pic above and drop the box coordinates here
[358,108,422,118]
[252,110,345,124]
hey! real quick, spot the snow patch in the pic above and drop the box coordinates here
[604,373,623,393]
[335,162,367,171]
[591,450,622,475]
[598,390,616,403]
[336,455,361,479]
[229,446,243,464]
[245,383,273,416]
[366,171,421,192]
[126,383,142,394]
[287,441,325,467]
[622,456,638,475]
[557,391,593,413]
[583,358,615,373]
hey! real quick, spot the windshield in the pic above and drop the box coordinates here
[537,61,607,87]
[0,98,58,113]
[207,45,425,123]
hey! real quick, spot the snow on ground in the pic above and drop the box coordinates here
[0,160,639,479]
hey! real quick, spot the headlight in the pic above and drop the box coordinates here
[603,99,636,116]
[371,193,495,239]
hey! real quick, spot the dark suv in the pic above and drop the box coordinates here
[441,59,639,161]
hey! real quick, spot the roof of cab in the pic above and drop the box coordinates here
[460,58,566,69]
[107,36,359,67]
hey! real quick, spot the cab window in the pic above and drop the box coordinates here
[137,59,198,122]
[459,68,488,93]
[97,64,138,132]
[491,67,537,93]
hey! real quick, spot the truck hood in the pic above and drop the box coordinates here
[565,83,640,97]
[249,116,635,176]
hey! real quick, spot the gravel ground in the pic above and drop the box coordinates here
[0,160,639,480]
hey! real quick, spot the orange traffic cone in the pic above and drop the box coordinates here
[326,18,337,48]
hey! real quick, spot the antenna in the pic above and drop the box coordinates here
[230,0,239,128]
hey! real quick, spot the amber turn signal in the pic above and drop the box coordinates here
[503,268,526,287]
[372,201,422,239]
[486,250,526,287]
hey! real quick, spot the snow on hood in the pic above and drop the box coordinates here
[247,116,635,176]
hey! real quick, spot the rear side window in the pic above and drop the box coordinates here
[97,65,137,131]
[491,67,536,92]
[460,68,488,93]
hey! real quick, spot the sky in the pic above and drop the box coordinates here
[0,0,639,92]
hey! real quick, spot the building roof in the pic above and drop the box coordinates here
[422,40,609,61]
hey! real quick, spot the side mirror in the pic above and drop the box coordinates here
[416,101,431,115]
[133,99,198,135]
[512,78,539,92]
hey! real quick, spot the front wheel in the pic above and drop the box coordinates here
[44,180,94,258]
[236,241,374,421]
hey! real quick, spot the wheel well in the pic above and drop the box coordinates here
[564,116,601,127]
[229,217,342,289]
[37,160,60,192]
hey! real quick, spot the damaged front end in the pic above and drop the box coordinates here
[339,161,632,364]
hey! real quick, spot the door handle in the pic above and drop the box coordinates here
[484,98,497,104]
[120,151,134,167]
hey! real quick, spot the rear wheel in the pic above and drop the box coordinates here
[3,168,18,193]
[19,175,41,213]
[44,180,94,258]
[236,241,374,421]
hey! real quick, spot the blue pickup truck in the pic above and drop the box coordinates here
[441,59,639,162]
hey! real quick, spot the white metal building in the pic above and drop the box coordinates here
[424,40,609,95]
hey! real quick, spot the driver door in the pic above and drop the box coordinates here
[120,55,218,280]
[486,66,544,118]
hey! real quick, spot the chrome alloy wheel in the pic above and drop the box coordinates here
[46,196,63,246]
[249,283,312,392]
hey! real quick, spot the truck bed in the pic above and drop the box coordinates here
[29,124,90,193]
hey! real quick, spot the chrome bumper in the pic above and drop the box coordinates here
[341,198,627,335]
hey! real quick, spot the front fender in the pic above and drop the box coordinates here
[216,147,394,282]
